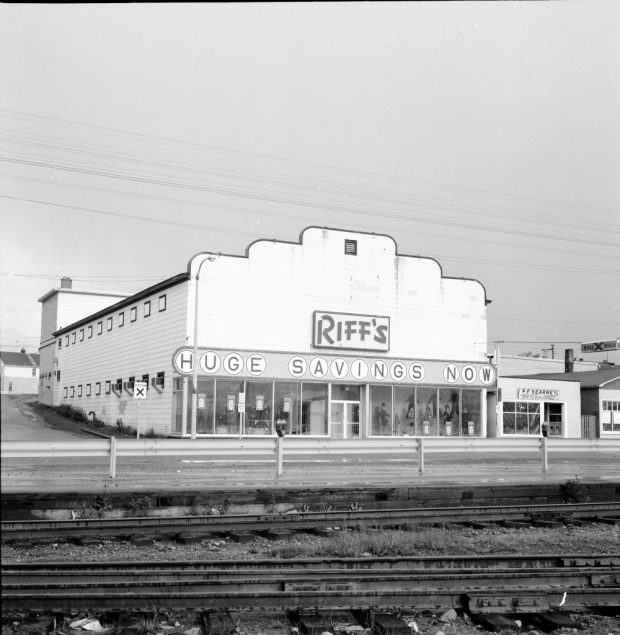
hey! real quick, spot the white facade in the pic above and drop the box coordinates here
[43,227,496,438]
[490,377,581,438]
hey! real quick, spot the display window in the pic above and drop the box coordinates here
[503,401,540,435]
[417,386,438,436]
[245,381,273,435]
[274,382,301,435]
[215,379,244,435]
[394,386,416,436]
[301,382,328,435]
[462,389,482,436]
[439,388,459,436]
[602,400,620,432]
[370,385,393,436]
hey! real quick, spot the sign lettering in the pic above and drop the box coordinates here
[313,311,389,351]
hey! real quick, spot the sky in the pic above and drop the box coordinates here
[1,2,619,365]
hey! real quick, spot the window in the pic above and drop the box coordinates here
[153,371,165,390]
[63,387,68,398]
[370,385,393,436]
[77,385,82,397]
[70,386,75,398]
[58,339,62,349]
[72,332,76,344]
[130,306,137,322]
[88,325,93,338]
[602,400,620,432]
[301,382,328,435]
[105,380,111,395]
[32,367,37,377]
[97,321,103,335]
[159,294,167,312]
[144,300,151,317]
[214,379,244,435]
[141,374,149,390]
[56,371,61,381]
[95,382,101,396]
[86,384,91,397]
[65,335,69,346]
[118,312,124,327]
[274,382,301,435]
[80,329,84,341]
[503,401,540,435]
[245,381,273,435]
[107,317,113,331]
[344,239,357,255]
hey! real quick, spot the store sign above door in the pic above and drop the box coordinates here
[518,388,560,400]
[313,311,390,352]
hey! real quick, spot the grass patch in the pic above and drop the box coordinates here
[269,524,620,559]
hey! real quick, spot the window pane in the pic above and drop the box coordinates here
[503,402,516,413]
[274,382,301,435]
[439,388,459,436]
[194,378,215,434]
[516,412,528,433]
[394,386,416,436]
[503,412,515,434]
[331,384,360,400]
[245,381,273,435]
[529,412,541,435]
[417,387,438,435]
[370,385,392,436]
[301,383,328,435]
[462,389,481,437]
[213,379,244,435]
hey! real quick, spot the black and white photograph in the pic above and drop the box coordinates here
[1,3,619,635]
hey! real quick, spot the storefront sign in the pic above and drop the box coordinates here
[518,388,560,400]
[581,339,619,353]
[313,311,390,351]
[171,347,496,387]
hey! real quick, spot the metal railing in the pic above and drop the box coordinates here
[2,437,619,479]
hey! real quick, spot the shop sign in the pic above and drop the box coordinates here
[581,339,619,353]
[313,311,390,352]
[518,388,560,400]
[171,347,496,386]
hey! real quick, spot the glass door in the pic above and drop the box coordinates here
[330,400,360,439]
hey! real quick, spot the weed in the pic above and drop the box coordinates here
[562,476,590,503]
[128,495,154,517]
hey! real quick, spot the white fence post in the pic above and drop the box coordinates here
[541,436,548,473]
[109,436,117,479]
[276,436,283,477]
[418,437,425,474]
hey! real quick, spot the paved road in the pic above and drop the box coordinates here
[1,394,85,442]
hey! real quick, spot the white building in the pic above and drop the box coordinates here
[1,349,39,394]
[39,227,497,438]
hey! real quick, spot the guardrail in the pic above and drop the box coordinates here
[2,437,619,479]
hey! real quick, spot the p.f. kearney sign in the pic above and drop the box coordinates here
[313,311,390,352]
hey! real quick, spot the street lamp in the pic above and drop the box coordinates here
[191,254,216,439]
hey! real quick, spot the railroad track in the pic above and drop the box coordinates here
[3,501,619,544]
[3,555,619,612]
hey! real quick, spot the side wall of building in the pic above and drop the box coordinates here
[1,364,39,394]
[54,281,189,434]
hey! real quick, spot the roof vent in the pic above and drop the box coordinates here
[344,239,357,255]
[61,276,73,289]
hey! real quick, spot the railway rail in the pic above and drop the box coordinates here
[3,501,619,544]
[3,555,620,612]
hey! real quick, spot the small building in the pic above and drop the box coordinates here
[500,368,620,440]
[0,349,40,394]
[39,227,496,438]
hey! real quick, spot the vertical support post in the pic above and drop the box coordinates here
[136,399,141,440]
[276,436,283,477]
[418,437,425,474]
[541,436,548,473]
[109,436,117,479]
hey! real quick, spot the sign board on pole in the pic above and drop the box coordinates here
[580,339,620,354]
[134,381,147,399]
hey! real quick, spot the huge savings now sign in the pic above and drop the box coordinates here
[313,311,390,352]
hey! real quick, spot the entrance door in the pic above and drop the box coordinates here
[330,401,360,439]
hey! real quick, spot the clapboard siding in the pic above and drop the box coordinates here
[55,281,189,433]
[192,228,488,361]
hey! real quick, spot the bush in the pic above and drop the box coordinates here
[562,476,590,503]
[49,403,88,423]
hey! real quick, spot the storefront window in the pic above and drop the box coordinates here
[245,381,273,435]
[301,383,328,435]
[172,377,185,434]
[602,400,620,432]
[331,384,360,401]
[215,379,244,435]
[439,388,459,437]
[196,379,215,434]
[394,386,416,436]
[274,382,301,435]
[417,386,438,436]
[503,401,540,435]
[370,385,393,436]
[462,389,482,436]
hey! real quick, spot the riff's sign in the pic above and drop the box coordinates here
[313,311,390,352]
